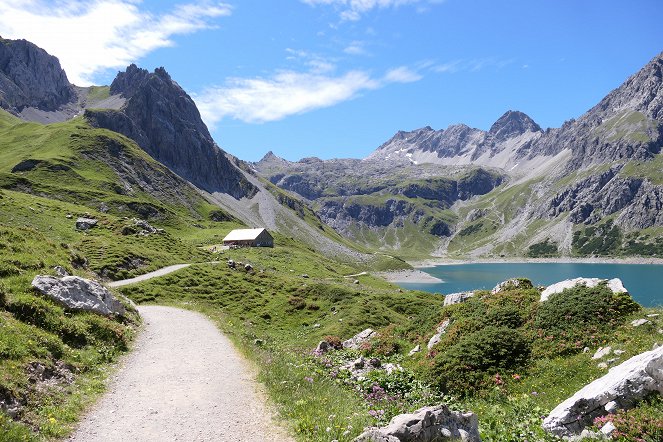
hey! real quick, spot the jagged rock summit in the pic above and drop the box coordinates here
[85,64,256,199]
[0,37,74,113]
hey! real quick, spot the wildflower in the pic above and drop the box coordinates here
[512,374,521,381]
[48,417,56,424]
[304,376,314,383]
[494,374,504,386]
[326,427,331,433]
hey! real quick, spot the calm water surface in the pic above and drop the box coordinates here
[397,263,663,308]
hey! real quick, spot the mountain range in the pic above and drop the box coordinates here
[2,35,662,260]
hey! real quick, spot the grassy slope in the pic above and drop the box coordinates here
[0,111,244,440]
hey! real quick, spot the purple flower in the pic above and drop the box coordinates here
[304,376,314,383]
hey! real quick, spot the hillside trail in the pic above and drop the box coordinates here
[68,305,294,441]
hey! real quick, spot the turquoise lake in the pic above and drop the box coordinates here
[397,263,663,308]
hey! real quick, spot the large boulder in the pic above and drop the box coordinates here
[342,328,376,349]
[443,292,474,306]
[32,275,125,316]
[540,277,627,302]
[75,217,98,230]
[542,345,663,437]
[354,404,481,442]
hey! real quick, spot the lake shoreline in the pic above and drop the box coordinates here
[376,269,444,284]
[410,256,663,268]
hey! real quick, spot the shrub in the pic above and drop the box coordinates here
[593,396,663,441]
[428,326,531,394]
[323,335,342,349]
[367,324,401,357]
[287,296,306,311]
[533,283,640,356]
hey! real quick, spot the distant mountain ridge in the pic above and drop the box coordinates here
[258,51,663,258]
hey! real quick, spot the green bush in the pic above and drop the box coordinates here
[527,239,559,258]
[533,283,640,356]
[428,326,531,394]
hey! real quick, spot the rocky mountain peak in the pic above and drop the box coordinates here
[586,51,663,121]
[0,37,74,113]
[488,110,542,141]
[88,64,255,199]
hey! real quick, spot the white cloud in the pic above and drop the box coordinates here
[343,40,367,55]
[432,57,514,74]
[301,0,439,21]
[0,0,231,85]
[194,65,423,126]
[384,66,422,83]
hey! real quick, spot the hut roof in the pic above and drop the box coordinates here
[222,228,268,242]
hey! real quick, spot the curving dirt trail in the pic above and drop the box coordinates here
[68,306,293,442]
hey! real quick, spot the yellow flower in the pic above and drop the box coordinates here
[48,417,57,424]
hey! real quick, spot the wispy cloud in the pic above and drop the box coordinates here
[432,57,514,74]
[194,65,422,126]
[0,0,231,85]
[343,40,367,55]
[301,0,441,21]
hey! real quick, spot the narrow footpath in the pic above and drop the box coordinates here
[68,306,293,441]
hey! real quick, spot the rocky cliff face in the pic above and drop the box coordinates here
[86,64,255,199]
[0,37,75,113]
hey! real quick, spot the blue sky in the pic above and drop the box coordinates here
[1,1,662,161]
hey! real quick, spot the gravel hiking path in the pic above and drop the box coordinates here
[68,306,293,442]
[106,264,191,287]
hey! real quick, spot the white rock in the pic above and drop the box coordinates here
[592,346,612,360]
[600,421,616,436]
[631,319,651,327]
[354,404,481,442]
[540,277,628,302]
[32,275,125,316]
[443,292,474,306]
[342,328,375,349]
[542,345,663,437]
[75,217,98,230]
[597,362,608,369]
[408,345,421,356]
[613,350,625,356]
[427,319,451,350]
[604,401,618,413]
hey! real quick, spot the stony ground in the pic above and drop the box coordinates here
[68,306,293,442]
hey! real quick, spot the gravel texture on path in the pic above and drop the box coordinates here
[68,306,293,442]
[107,264,191,287]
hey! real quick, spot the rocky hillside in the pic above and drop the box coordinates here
[0,37,74,113]
[259,52,663,259]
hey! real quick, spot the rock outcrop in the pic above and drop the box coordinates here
[491,278,533,294]
[354,405,481,442]
[542,345,663,437]
[343,328,376,349]
[443,292,474,306]
[85,64,255,199]
[540,277,627,302]
[0,37,74,113]
[427,319,451,350]
[32,275,125,316]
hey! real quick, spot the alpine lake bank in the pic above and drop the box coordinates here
[1,187,662,441]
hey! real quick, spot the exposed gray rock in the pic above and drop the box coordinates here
[31,275,125,316]
[540,278,627,302]
[315,341,331,354]
[443,292,474,306]
[631,318,651,327]
[542,345,663,437]
[343,328,375,349]
[53,265,69,277]
[75,217,98,230]
[408,345,421,356]
[354,404,481,442]
[85,64,255,199]
[0,37,74,113]
[592,346,612,360]
[427,319,451,350]
[491,278,533,294]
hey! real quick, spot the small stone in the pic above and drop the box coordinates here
[369,358,381,368]
[631,319,651,327]
[613,349,625,355]
[353,279,360,284]
[253,339,264,346]
[646,314,659,318]
[582,347,590,354]
[606,358,618,365]
[53,265,69,277]
[597,362,608,369]
[604,401,618,413]
[408,345,421,356]
[592,346,611,360]
[601,421,616,436]
[301,274,309,278]
[75,217,98,230]
[314,341,331,354]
